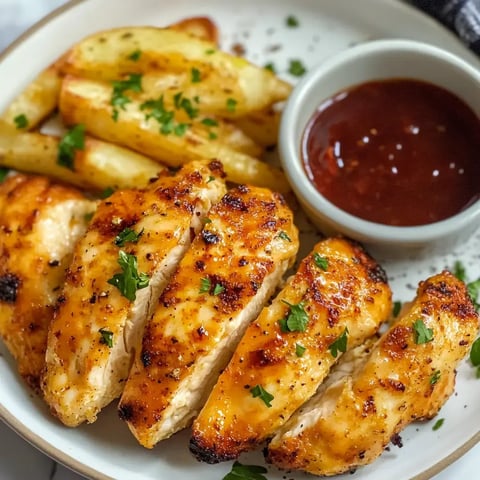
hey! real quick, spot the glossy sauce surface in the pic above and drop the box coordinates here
[303,79,480,226]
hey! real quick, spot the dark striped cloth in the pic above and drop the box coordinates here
[412,0,480,54]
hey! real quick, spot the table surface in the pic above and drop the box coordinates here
[0,0,479,479]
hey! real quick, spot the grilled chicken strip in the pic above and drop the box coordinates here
[42,161,226,427]
[119,185,298,448]
[267,271,479,476]
[190,237,392,463]
[0,174,94,391]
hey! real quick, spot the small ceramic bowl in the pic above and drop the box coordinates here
[279,39,480,254]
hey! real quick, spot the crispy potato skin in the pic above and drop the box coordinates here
[42,161,226,426]
[0,174,93,391]
[119,185,298,448]
[266,271,479,476]
[190,237,392,463]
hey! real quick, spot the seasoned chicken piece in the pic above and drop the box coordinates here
[190,237,392,463]
[119,185,299,448]
[42,161,226,427]
[0,174,94,391]
[266,271,479,476]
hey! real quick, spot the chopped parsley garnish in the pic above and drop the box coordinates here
[250,384,274,408]
[430,370,441,385]
[207,175,215,183]
[213,283,225,295]
[203,217,212,224]
[295,343,306,357]
[191,67,201,83]
[128,49,142,61]
[286,15,299,27]
[0,168,9,183]
[114,227,143,247]
[107,250,149,301]
[467,279,480,311]
[208,131,218,140]
[278,231,291,242]
[111,73,143,121]
[205,48,216,55]
[264,62,276,73]
[223,461,268,480]
[328,327,349,358]
[57,124,85,170]
[84,211,94,222]
[14,113,28,129]
[393,300,402,318]
[100,186,115,199]
[140,95,188,136]
[226,97,237,113]
[470,337,480,370]
[99,328,113,348]
[173,92,199,119]
[279,300,308,333]
[199,277,211,293]
[413,319,433,344]
[288,59,306,76]
[453,260,466,282]
[313,252,328,270]
[432,418,444,431]
[201,117,219,127]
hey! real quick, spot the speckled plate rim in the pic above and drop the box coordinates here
[0,1,478,479]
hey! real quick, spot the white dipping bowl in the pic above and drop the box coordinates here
[279,39,480,254]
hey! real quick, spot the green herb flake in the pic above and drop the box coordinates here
[100,186,115,199]
[286,15,299,27]
[14,113,29,129]
[207,175,215,183]
[107,250,149,301]
[393,300,402,318]
[222,461,268,480]
[128,49,142,61]
[278,231,291,242]
[174,123,189,136]
[476,366,480,379]
[467,279,480,311]
[173,92,199,119]
[430,370,441,385]
[226,98,237,113]
[205,48,216,55]
[201,117,219,127]
[279,300,309,333]
[111,73,143,121]
[0,168,10,183]
[208,131,218,140]
[199,277,211,294]
[250,384,274,408]
[328,327,349,358]
[99,328,113,348]
[432,418,444,431]
[203,217,212,224]
[57,124,85,170]
[470,337,480,367]
[84,211,95,222]
[213,283,225,296]
[264,62,276,73]
[413,319,433,344]
[114,227,143,247]
[295,343,306,357]
[288,59,307,77]
[191,67,202,83]
[313,252,328,270]
[453,260,466,282]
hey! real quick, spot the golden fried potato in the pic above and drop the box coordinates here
[0,122,164,191]
[59,76,289,191]
[169,16,219,44]
[234,108,281,147]
[1,66,61,130]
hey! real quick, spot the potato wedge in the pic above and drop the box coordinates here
[1,66,62,130]
[234,108,281,147]
[169,16,219,44]
[0,122,164,191]
[59,76,289,191]
[59,27,291,114]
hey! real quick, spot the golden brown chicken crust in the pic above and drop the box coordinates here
[42,161,226,426]
[266,271,479,476]
[119,185,299,448]
[0,174,93,391]
[190,237,392,463]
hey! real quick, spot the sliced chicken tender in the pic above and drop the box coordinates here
[0,174,94,391]
[42,161,226,427]
[190,237,392,463]
[119,185,298,448]
[266,271,479,476]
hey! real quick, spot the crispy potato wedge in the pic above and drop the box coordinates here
[169,16,219,44]
[1,66,62,130]
[59,76,289,191]
[0,122,164,191]
[234,108,281,147]
[59,27,291,114]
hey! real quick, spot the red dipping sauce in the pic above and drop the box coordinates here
[302,79,480,226]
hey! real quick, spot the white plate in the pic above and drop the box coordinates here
[0,1,479,479]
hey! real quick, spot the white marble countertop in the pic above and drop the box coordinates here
[0,1,479,479]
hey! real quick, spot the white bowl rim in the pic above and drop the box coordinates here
[279,38,480,245]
